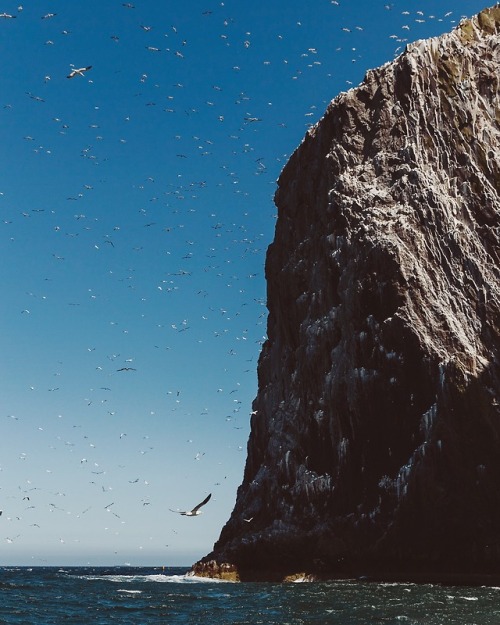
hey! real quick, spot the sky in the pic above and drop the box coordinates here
[0,0,490,566]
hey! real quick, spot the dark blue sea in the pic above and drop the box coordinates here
[1,566,500,624]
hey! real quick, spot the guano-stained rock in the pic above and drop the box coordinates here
[194,5,500,583]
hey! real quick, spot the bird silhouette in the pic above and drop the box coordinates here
[169,493,211,516]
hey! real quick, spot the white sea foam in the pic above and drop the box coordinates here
[81,573,232,584]
[446,594,479,602]
[117,589,142,594]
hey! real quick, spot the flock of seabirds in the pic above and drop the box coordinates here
[0,2,464,560]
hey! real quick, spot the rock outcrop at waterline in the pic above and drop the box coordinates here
[194,5,500,582]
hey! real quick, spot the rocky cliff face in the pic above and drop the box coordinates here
[194,6,500,581]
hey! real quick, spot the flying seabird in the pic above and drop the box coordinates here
[67,65,92,79]
[169,493,211,516]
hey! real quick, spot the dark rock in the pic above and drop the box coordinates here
[193,5,500,583]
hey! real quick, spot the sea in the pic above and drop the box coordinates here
[1,566,499,624]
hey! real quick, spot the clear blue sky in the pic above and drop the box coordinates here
[0,0,489,566]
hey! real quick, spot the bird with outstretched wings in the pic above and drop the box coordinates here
[67,65,92,79]
[169,493,211,516]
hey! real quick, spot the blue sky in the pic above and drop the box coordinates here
[0,0,489,566]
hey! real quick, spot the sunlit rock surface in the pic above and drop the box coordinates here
[194,5,500,582]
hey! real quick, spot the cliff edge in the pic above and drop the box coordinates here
[194,5,500,582]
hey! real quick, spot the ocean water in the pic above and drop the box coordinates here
[1,566,499,624]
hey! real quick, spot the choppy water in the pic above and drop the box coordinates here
[1,566,499,624]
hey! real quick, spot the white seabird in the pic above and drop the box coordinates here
[169,493,211,516]
[67,65,92,79]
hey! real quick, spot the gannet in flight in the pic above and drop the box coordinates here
[67,65,92,79]
[169,493,211,516]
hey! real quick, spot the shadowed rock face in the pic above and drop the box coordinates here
[194,5,500,582]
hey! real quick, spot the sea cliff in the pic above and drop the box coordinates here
[194,5,500,582]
